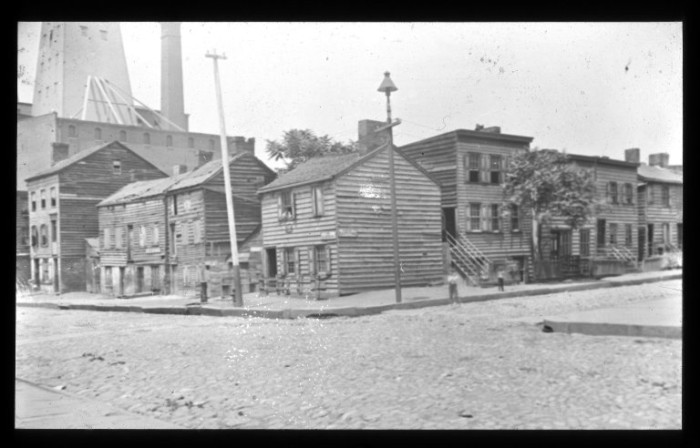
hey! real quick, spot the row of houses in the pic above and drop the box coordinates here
[23,121,682,298]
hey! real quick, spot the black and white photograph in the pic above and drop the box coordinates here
[16,21,682,430]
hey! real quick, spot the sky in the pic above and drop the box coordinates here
[17,22,683,168]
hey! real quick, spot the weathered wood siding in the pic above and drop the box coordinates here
[335,148,443,294]
[168,189,207,295]
[203,189,261,244]
[400,133,457,207]
[641,182,683,252]
[455,139,532,265]
[60,197,100,258]
[261,181,339,295]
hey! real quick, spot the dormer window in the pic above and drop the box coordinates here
[113,161,122,175]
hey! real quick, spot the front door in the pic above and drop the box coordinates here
[136,266,145,293]
[52,257,59,293]
[266,248,278,277]
[442,207,456,241]
[119,267,125,296]
[638,226,646,261]
[647,224,654,257]
[596,219,606,250]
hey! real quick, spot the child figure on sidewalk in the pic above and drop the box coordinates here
[447,268,460,305]
[497,269,505,292]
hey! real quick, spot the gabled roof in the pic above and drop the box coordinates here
[25,141,166,183]
[257,144,440,194]
[98,152,270,207]
[637,164,683,185]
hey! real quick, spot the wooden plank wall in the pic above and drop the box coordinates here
[168,189,207,295]
[261,181,339,294]
[455,139,532,265]
[400,133,458,207]
[335,148,444,294]
[642,182,683,251]
[203,189,261,243]
[60,197,101,258]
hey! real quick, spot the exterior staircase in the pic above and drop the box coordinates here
[446,232,491,286]
[606,244,637,264]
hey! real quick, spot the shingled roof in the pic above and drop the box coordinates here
[638,164,683,185]
[257,152,361,194]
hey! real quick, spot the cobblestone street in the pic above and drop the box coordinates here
[16,280,682,429]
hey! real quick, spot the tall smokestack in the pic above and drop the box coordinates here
[160,22,188,131]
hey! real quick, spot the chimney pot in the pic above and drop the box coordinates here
[624,148,640,164]
[51,142,70,165]
[358,119,387,155]
[649,153,670,168]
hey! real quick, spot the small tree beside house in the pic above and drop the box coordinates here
[266,129,358,172]
[502,148,601,277]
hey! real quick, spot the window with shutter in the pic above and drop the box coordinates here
[294,249,301,275]
[280,248,287,275]
[491,204,500,231]
[467,153,480,183]
[609,223,618,245]
[465,204,471,231]
[510,204,520,232]
[480,153,490,183]
[312,186,324,217]
[609,182,618,204]
[309,247,316,275]
[139,225,146,247]
[482,204,490,231]
[115,227,122,249]
[490,155,502,184]
[468,203,481,231]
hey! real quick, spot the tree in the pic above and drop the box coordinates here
[502,148,601,263]
[266,129,358,171]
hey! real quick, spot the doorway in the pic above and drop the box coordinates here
[265,248,277,278]
[638,226,646,261]
[118,267,125,296]
[136,266,145,293]
[33,258,40,286]
[442,207,456,241]
[647,224,654,257]
[677,223,683,249]
[596,219,606,249]
[52,257,59,293]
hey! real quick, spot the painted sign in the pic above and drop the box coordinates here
[358,183,384,199]
[145,247,161,254]
[337,228,358,238]
[249,246,262,252]
[321,231,337,240]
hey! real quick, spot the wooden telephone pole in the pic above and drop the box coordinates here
[206,50,243,307]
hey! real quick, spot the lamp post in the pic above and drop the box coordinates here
[377,71,402,304]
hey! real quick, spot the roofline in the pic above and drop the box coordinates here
[400,129,533,148]
[566,153,639,169]
[637,175,683,185]
[258,143,441,195]
[25,140,168,183]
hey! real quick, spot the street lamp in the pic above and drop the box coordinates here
[377,71,402,304]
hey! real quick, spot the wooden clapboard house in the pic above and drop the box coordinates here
[632,151,683,263]
[97,151,276,297]
[535,153,640,280]
[399,126,534,285]
[257,120,444,298]
[25,141,168,293]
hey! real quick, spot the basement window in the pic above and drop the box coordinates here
[113,161,122,175]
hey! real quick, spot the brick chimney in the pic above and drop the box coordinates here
[229,136,256,155]
[197,150,213,167]
[624,148,640,164]
[358,119,387,155]
[51,142,70,165]
[172,164,188,176]
[649,153,669,168]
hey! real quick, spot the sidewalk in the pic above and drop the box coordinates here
[15,379,182,429]
[16,269,682,320]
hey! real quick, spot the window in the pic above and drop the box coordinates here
[80,25,88,36]
[312,245,331,274]
[283,247,297,275]
[31,226,38,248]
[50,219,57,243]
[143,133,151,144]
[113,161,121,175]
[94,127,102,140]
[489,155,502,184]
[103,227,111,248]
[661,185,670,207]
[119,130,127,142]
[68,125,77,137]
[170,223,177,255]
[188,137,194,148]
[491,204,501,231]
[510,204,520,232]
[50,187,57,208]
[597,219,606,247]
[166,135,173,147]
[100,29,107,40]
[608,181,618,204]
[139,225,147,247]
[193,220,201,244]
[625,224,633,247]
[278,191,296,221]
[115,227,123,249]
[40,224,48,247]
[647,185,654,205]
[40,190,46,209]
[172,195,178,215]
[624,183,634,205]
[152,224,160,245]
[466,153,481,183]
[609,223,618,245]
[466,203,481,231]
[31,192,36,212]
[580,229,590,257]
[662,223,670,244]
[312,186,324,217]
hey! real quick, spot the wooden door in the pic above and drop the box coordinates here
[638,226,646,261]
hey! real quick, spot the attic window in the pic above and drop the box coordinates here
[113,161,122,175]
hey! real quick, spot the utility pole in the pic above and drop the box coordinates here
[377,71,402,304]
[206,50,243,307]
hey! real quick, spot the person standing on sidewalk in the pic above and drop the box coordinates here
[497,269,505,292]
[447,267,460,305]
